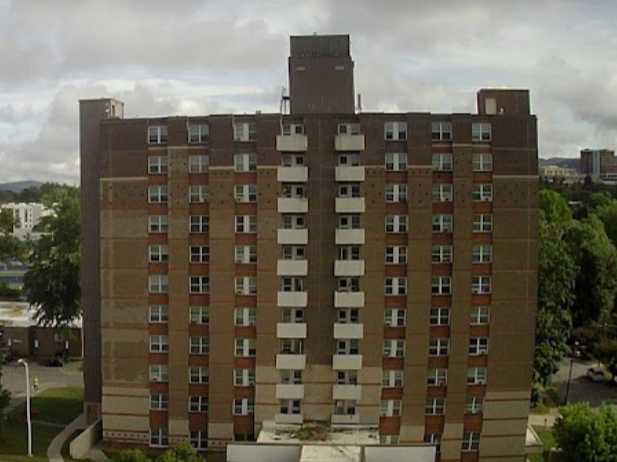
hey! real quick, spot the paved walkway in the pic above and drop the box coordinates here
[529,408,560,427]
[47,412,86,462]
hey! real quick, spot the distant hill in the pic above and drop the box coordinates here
[539,157,579,171]
[0,181,43,193]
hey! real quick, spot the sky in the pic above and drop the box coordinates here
[1,0,617,184]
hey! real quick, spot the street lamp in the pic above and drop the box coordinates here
[17,359,32,458]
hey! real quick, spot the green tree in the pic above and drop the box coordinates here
[0,208,24,261]
[23,187,81,327]
[0,359,11,433]
[594,200,617,246]
[539,189,572,225]
[156,443,204,462]
[594,337,617,377]
[110,449,152,462]
[554,403,617,461]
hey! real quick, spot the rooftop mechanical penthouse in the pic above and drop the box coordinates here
[79,34,539,462]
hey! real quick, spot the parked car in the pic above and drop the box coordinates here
[587,367,605,382]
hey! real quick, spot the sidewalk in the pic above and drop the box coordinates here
[47,412,86,462]
[528,408,561,427]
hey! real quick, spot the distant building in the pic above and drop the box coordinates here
[0,259,28,290]
[0,202,50,240]
[580,149,616,179]
[540,165,580,183]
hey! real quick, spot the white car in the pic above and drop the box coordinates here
[587,367,605,383]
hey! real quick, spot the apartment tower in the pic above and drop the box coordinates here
[80,34,538,462]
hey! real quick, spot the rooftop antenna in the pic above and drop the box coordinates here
[280,86,290,115]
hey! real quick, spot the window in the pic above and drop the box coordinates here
[282,277,305,292]
[234,153,257,171]
[432,214,453,233]
[425,398,446,415]
[337,214,361,229]
[385,152,407,171]
[234,368,256,386]
[338,123,361,135]
[385,277,407,295]
[333,400,357,416]
[385,184,407,203]
[148,185,168,203]
[189,155,209,173]
[466,396,483,414]
[235,215,257,233]
[283,214,306,229]
[149,335,169,353]
[149,305,168,323]
[385,246,407,264]
[472,183,493,202]
[431,245,452,264]
[383,340,405,358]
[380,435,400,445]
[148,275,168,294]
[282,123,304,135]
[188,396,208,413]
[336,246,359,261]
[189,367,209,384]
[337,308,359,324]
[282,154,305,166]
[382,370,404,388]
[432,183,453,202]
[148,156,168,174]
[148,125,168,144]
[472,153,493,172]
[472,276,491,294]
[469,337,489,356]
[235,338,256,357]
[234,184,257,203]
[472,123,491,142]
[337,277,359,292]
[430,308,450,326]
[234,307,256,326]
[150,428,169,448]
[281,183,306,198]
[189,306,209,324]
[149,365,168,383]
[279,399,302,415]
[235,277,257,295]
[432,276,451,295]
[190,431,208,450]
[427,368,447,386]
[150,393,168,410]
[190,246,209,263]
[233,122,256,142]
[189,215,209,233]
[149,215,168,233]
[337,183,361,198]
[190,336,209,355]
[337,153,360,166]
[385,215,408,233]
[467,367,487,385]
[384,122,407,141]
[149,245,168,263]
[189,276,209,294]
[336,370,358,385]
[380,400,402,417]
[424,433,442,453]
[280,339,304,354]
[233,398,255,415]
[235,245,257,264]
[473,214,493,232]
[189,123,209,144]
[384,309,406,327]
[462,431,480,452]
[432,153,452,171]
[429,338,449,356]
[189,185,208,203]
[432,121,452,141]
[471,306,490,325]
[336,339,359,355]
[280,369,303,384]
[472,245,492,263]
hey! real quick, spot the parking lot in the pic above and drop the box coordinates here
[552,358,617,406]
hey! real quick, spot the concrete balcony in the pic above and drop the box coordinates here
[275,384,305,400]
[275,413,304,425]
[332,354,363,370]
[331,414,361,425]
[277,291,308,307]
[332,385,362,401]
[276,134,308,152]
[278,197,308,213]
[335,229,365,245]
[336,197,365,213]
[277,259,308,276]
[334,260,365,276]
[276,354,306,370]
[335,166,365,182]
[277,229,308,245]
[277,323,307,339]
[277,166,308,183]
[335,134,365,152]
[333,323,364,339]
[334,291,365,307]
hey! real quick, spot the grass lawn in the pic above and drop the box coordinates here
[0,386,84,461]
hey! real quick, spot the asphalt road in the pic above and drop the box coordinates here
[552,357,617,406]
[2,359,83,401]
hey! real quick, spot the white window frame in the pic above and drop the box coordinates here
[471,306,490,325]
[380,400,402,417]
[234,184,257,203]
[432,121,452,141]
[148,125,168,145]
[473,214,493,233]
[189,215,209,233]
[462,431,480,452]
[385,246,407,264]
[189,185,208,203]
[234,338,256,357]
[431,276,451,295]
[148,185,168,203]
[430,307,450,326]
[472,123,491,142]
[189,155,209,173]
[234,153,257,171]
[432,153,452,171]
[189,367,209,384]
[467,367,488,385]
[385,215,408,233]
[425,398,446,416]
[466,396,483,414]
[472,153,493,172]
[188,123,209,144]
[234,368,256,386]
[472,244,492,264]
[189,306,209,324]
[148,275,168,294]
[427,368,447,386]
[189,395,208,413]
[429,338,449,357]
[469,337,489,356]
[384,308,406,327]
[149,305,168,323]
[190,245,209,263]
[385,152,408,171]
[148,156,168,174]
[431,245,452,264]
[234,307,257,327]
[472,183,493,202]
[432,183,453,202]
[149,335,169,353]
[235,276,257,295]
[382,369,404,388]
[149,245,168,263]
[189,336,209,355]
[385,184,407,203]
[432,214,453,233]
[148,215,168,233]
[383,339,406,358]
[235,245,257,264]
[472,276,492,295]
[150,393,168,410]
[235,215,257,233]
[150,427,169,448]
[384,122,407,141]
[385,277,407,295]
[149,364,168,383]
[233,122,256,142]
[189,276,209,294]
[232,398,255,415]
